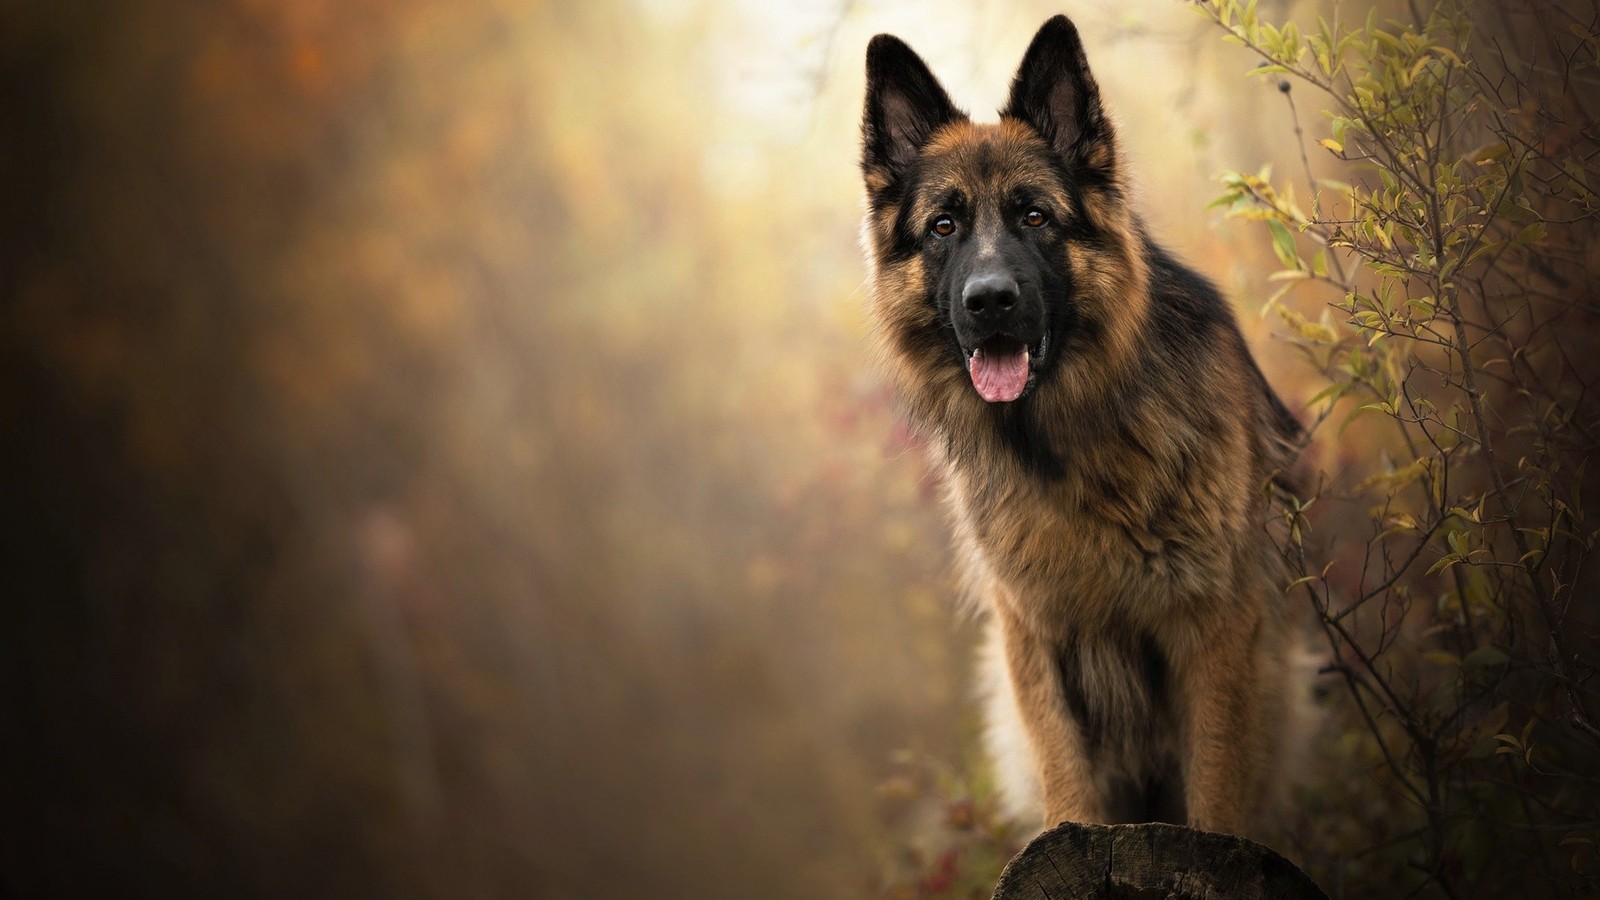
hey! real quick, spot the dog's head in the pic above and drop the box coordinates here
[860,16,1146,410]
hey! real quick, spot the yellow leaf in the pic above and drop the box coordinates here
[1354,456,1432,493]
[1319,138,1343,153]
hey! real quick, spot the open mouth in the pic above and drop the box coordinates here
[965,333,1047,403]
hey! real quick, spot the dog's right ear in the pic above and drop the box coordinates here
[861,35,964,192]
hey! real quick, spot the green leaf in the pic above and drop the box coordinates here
[1266,218,1300,269]
[1495,197,1537,222]
[1425,554,1461,576]
[1423,649,1461,667]
[1462,645,1510,676]
[1515,222,1548,245]
[1257,278,1303,317]
[1283,574,1322,594]
[1305,381,1349,408]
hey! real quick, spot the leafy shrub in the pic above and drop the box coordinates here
[1199,0,1600,895]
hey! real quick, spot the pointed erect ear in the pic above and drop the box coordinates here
[862,34,965,188]
[1001,16,1116,181]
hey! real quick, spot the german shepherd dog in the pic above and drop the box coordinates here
[859,16,1305,836]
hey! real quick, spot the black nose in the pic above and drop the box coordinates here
[962,272,1019,318]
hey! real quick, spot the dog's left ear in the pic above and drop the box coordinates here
[1002,16,1117,183]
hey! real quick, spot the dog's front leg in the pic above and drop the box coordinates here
[1178,614,1265,835]
[995,605,1103,827]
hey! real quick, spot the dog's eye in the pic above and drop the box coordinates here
[1023,209,1048,228]
[930,215,956,237]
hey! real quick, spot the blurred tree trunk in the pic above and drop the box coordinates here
[992,822,1328,899]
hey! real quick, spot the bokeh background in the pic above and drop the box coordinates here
[2,1,1345,896]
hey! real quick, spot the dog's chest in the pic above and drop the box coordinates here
[947,456,1237,626]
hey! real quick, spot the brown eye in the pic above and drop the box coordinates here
[931,215,956,237]
[1023,209,1048,228]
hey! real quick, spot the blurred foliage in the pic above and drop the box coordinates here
[2,1,968,896]
[874,752,1023,899]
[1202,0,1600,895]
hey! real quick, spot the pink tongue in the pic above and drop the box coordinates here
[968,343,1030,402]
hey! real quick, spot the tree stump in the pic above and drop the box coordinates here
[991,822,1329,899]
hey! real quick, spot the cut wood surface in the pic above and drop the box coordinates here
[991,821,1329,899]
